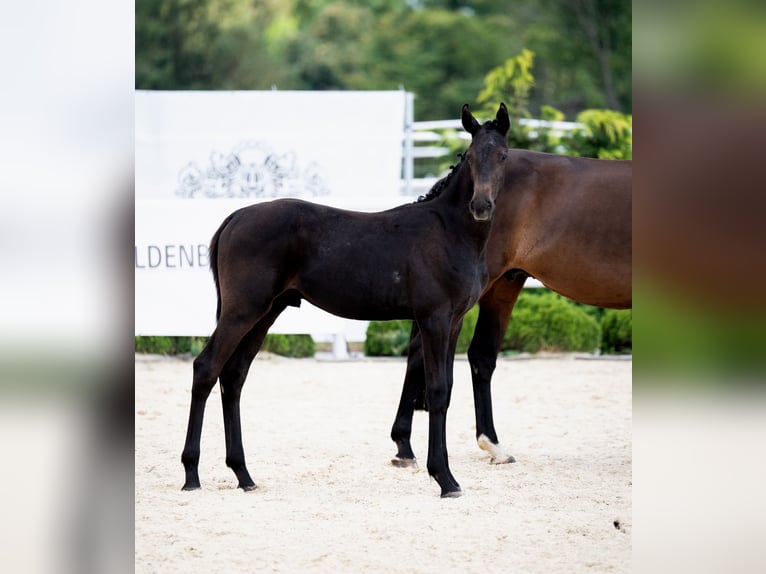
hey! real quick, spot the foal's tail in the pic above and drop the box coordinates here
[209,212,238,322]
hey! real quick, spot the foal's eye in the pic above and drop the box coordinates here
[501,153,508,161]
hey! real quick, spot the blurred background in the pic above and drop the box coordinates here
[133,0,634,358]
[135,0,631,121]
[2,0,766,572]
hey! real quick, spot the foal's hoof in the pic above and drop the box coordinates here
[440,489,462,499]
[391,457,418,469]
[240,484,258,492]
[181,484,201,492]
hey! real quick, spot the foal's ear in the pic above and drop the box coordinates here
[495,102,510,136]
[461,104,480,135]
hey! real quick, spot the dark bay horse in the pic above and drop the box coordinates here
[390,129,631,467]
[181,103,512,498]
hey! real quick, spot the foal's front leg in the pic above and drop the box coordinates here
[418,314,461,498]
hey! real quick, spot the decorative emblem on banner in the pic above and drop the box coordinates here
[176,141,330,199]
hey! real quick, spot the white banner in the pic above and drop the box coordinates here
[135,91,409,340]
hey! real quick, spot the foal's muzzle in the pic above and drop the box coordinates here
[470,197,495,221]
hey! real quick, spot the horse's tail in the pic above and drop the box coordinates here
[209,211,237,322]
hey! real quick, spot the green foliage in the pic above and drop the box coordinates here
[526,0,632,114]
[478,49,535,121]
[456,306,479,354]
[476,50,539,151]
[600,309,632,354]
[503,291,601,353]
[135,336,174,355]
[354,6,519,119]
[363,290,624,357]
[539,105,564,122]
[567,109,633,159]
[469,51,632,159]
[134,334,314,357]
[364,320,413,356]
[135,1,631,120]
[261,334,316,358]
[363,310,479,357]
[134,336,209,355]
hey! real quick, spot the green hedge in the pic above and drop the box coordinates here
[364,290,631,356]
[502,291,600,353]
[134,333,315,358]
[362,310,482,357]
[136,293,632,359]
[261,334,315,358]
[364,320,412,356]
[134,336,208,356]
[600,309,632,354]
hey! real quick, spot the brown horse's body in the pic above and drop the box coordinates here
[391,148,631,466]
[487,150,631,308]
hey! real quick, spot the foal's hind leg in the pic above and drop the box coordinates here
[181,311,261,491]
[219,297,291,491]
[390,323,425,468]
[468,274,526,464]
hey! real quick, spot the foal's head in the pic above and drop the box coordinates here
[461,103,511,221]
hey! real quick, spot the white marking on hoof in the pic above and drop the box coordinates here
[477,434,516,464]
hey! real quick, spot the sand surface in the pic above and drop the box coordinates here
[135,353,631,573]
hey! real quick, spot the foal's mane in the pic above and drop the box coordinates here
[415,150,467,203]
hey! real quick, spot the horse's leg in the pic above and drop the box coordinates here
[418,312,461,498]
[218,296,292,491]
[180,311,258,490]
[390,323,425,467]
[468,273,526,464]
[390,315,463,468]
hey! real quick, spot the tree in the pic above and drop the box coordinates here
[135,0,631,118]
[523,0,631,114]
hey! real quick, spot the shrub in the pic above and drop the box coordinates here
[600,309,632,353]
[364,320,413,356]
[261,334,316,358]
[503,291,601,353]
[135,334,314,357]
[364,308,481,357]
[565,109,633,159]
[135,336,175,355]
[364,292,606,357]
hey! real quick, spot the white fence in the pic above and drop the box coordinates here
[400,91,579,197]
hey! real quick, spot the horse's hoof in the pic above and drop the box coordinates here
[478,434,515,465]
[490,455,516,464]
[391,457,418,469]
[181,484,200,492]
[440,489,462,499]
[241,484,258,492]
